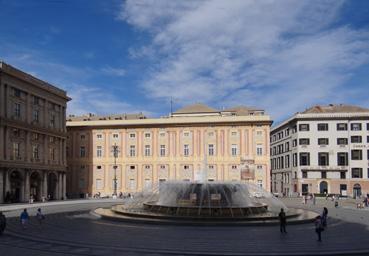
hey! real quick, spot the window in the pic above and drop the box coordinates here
[97,134,102,139]
[337,152,348,166]
[299,124,309,131]
[340,172,346,179]
[351,136,362,143]
[231,131,237,136]
[32,145,39,159]
[113,133,119,139]
[302,171,307,178]
[32,109,39,122]
[184,144,189,156]
[129,179,136,190]
[337,123,347,131]
[50,148,55,161]
[367,123,369,131]
[317,123,328,131]
[231,165,237,170]
[208,144,214,156]
[292,139,297,147]
[145,133,151,138]
[285,155,290,168]
[337,138,348,145]
[318,152,329,166]
[33,133,39,140]
[129,133,136,138]
[184,165,189,170]
[13,129,20,137]
[285,142,290,151]
[50,114,55,128]
[160,132,165,137]
[368,149,369,160]
[256,144,263,156]
[257,180,263,188]
[352,168,363,178]
[293,153,297,167]
[299,152,310,166]
[318,138,329,146]
[208,132,214,137]
[13,142,20,159]
[231,144,237,156]
[80,135,85,140]
[160,145,166,157]
[97,165,102,170]
[96,179,103,190]
[130,145,136,157]
[367,136,369,143]
[351,123,362,131]
[97,146,102,157]
[14,88,21,97]
[33,96,39,105]
[144,145,151,156]
[184,132,190,137]
[80,146,86,157]
[14,103,21,118]
[351,150,362,160]
[321,171,327,179]
[299,138,310,145]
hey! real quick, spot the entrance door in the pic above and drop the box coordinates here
[10,171,23,203]
[30,172,42,201]
[320,181,328,194]
[353,184,362,199]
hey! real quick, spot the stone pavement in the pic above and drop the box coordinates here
[0,198,369,255]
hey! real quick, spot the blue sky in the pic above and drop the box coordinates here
[1,0,369,122]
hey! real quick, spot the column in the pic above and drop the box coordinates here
[25,131,30,161]
[43,171,48,199]
[0,169,4,203]
[59,139,63,165]
[44,134,48,164]
[63,172,67,199]
[54,173,60,200]
[0,83,4,117]
[58,172,63,200]
[4,169,10,195]
[23,170,30,203]
[4,127,9,160]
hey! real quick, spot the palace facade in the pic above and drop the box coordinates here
[271,104,369,198]
[0,62,70,203]
[66,104,272,197]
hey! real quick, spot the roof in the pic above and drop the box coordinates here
[173,103,219,114]
[222,106,264,116]
[302,104,369,114]
[0,61,71,101]
[67,113,146,122]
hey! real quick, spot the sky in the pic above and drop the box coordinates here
[1,0,369,123]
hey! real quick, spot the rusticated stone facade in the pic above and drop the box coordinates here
[0,61,70,203]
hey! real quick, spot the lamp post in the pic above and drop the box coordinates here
[111,144,119,197]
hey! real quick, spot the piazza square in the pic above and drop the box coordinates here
[1,1,369,255]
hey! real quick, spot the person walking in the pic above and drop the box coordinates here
[315,215,324,241]
[36,208,45,225]
[322,207,328,227]
[278,208,287,233]
[0,211,6,235]
[20,209,29,229]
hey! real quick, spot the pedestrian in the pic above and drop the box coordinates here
[20,209,29,229]
[0,211,6,235]
[278,208,287,233]
[36,208,45,225]
[315,215,324,242]
[322,207,328,227]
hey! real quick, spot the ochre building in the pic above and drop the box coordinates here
[0,61,70,203]
[66,104,272,197]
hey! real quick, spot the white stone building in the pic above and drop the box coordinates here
[271,104,369,198]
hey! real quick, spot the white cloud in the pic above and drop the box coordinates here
[120,0,369,121]
[101,66,126,77]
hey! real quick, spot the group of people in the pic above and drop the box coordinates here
[279,207,328,242]
[20,208,45,229]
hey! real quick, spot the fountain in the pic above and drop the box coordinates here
[94,153,316,224]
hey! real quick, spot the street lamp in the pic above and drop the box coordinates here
[111,143,120,197]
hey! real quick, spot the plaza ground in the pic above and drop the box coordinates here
[0,197,369,255]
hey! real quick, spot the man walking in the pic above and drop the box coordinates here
[279,208,287,233]
[20,209,29,229]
